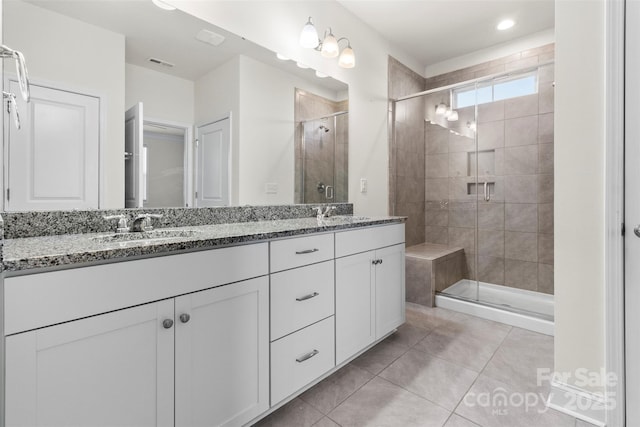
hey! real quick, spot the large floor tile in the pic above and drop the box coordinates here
[413,313,510,372]
[405,303,457,331]
[455,374,575,427]
[312,417,341,427]
[329,377,451,427]
[253,398,324,427]
[380,349,478,410]
[300,364,374,414]
[350,339,409,375]
[443,414,481,427]
[482,327,553,391]
[385,322,431,348]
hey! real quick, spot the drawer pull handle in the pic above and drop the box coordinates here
[296,248,319,255]
[296,292,319,302]
[296,349,320,363]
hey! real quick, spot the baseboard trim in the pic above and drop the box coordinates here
[547,380,607,426]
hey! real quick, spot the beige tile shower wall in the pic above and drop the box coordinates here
[294,90,349,204]
[389,56,426,247]
[423,44,555,295]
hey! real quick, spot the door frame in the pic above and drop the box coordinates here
[608,0,625,425]
[2,74,106,210]
[144,117,194,208]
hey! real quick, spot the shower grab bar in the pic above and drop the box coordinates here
[3,91,20,130]
[0,45,30,103]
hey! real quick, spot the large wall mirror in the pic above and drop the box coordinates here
[2,0,349,211]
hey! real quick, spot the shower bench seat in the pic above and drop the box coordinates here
[405,243,465,307]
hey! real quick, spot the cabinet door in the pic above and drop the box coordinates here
[5,300,175,427]
[335,251,375,365]
[375,244,406,339]
[175,277,269,427]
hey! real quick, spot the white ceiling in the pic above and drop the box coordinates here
[337,0,555,68]
[24,0,347,91]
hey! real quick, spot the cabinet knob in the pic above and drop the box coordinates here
[162,319,174,329]
[179,313,191,323]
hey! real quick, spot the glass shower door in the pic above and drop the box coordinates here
[301,117,336,204]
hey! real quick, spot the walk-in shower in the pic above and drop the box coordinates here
[297,111,349,204]
[392,61,555,334]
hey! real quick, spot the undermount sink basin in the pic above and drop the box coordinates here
[92,229,201,244]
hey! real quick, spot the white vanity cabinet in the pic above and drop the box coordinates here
[335,224,405,365]
[4,244,270,427]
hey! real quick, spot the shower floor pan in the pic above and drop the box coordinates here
[435,279,554,336]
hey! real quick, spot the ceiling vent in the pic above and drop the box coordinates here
[195,29,226,47]
[147,57,175,68]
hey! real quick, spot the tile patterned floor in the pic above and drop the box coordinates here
[254,303,597,427]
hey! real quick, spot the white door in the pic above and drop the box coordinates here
[125,102,144,208]
[5,82,99,211]
[195,118,230,207]
[375,244,406,339]
[626,2,640,423]
[175,276,269,427]
[335,251,376,365]
[5,300,175,427]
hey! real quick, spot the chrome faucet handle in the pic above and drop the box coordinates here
[313,206,324,219]
[323,206,337,217]
[103,214,129,234]
[132,213,163,232]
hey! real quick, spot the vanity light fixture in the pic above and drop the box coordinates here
[299,17,320,48]
[151,0,176,11]
[300,16,356,68]
[497,19,515,31]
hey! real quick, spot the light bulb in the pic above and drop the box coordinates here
[300,17,319,48]
[338,45,355,68]
[435,103,447,115]
[321,31,339,58]
[447,110,459,121]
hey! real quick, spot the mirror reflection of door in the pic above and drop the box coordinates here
[125,102,194,208]
[4,81,100,211]
[195,117,230,207]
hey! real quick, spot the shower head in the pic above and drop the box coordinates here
[319,125,330,133]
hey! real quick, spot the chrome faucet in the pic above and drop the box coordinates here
[313,206,337,220]
[131,214,163,232]
[103,214,129,234]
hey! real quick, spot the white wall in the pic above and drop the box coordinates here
[555,0,605,393]
[171,0,418,216]
[126,63,194,125]
[4,0,125,208]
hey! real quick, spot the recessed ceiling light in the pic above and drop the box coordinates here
[195,29,226,46]
[296,62,309,69]
[315,71,328,78]
[151,0,176,11]
[276,53,289,61]
[497,19,515,31]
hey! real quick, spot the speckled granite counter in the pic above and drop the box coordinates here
[3,216,405,273]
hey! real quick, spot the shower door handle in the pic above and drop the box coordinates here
[483,182,491,202]
[325,185,334,199]
[634,225,640,238]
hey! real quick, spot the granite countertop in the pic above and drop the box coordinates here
[2,215,406,272]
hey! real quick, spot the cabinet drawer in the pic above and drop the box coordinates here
[270,316,335,405]
[335,224,405,258]
[271,261,334,341]
[270,233,334,272]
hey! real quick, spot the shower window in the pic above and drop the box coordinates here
[454,72,538,108]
